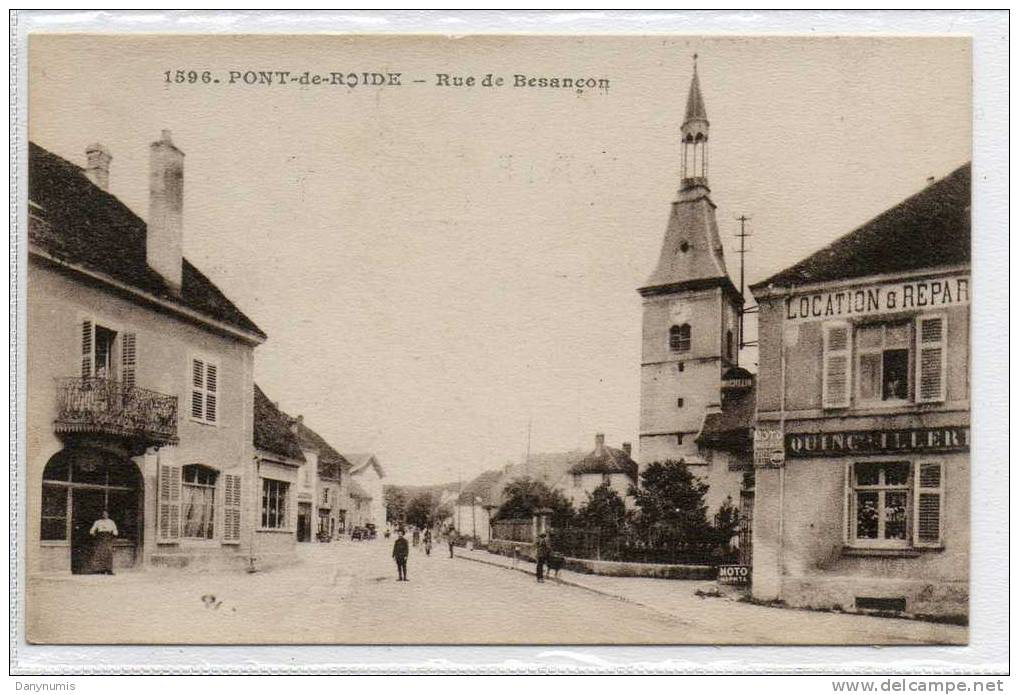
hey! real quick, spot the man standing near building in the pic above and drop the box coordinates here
[534,532,551,583]
[393,529,409,581]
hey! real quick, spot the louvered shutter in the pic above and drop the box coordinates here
[822,322,851,408]
[157,463,182,542]
[915,314,947,403]
[222,473,242,544]
[81,320,94,378]
[121,332,137,390]
[913,462,944,547]
[205,363,218,423]
[191,359,205,420]
[844,461,853,544]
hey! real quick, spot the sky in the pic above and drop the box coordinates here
[28,35,971,485]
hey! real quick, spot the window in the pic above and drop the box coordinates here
[43,449,142,544]
[669,324,691,352]
[846,461,944,549]
[857,322,911,403]
[676,433,684,445]
[572,474,582,488]
[677,362,685,373]
[321,487,330,505]
[80,320,137,387]
[726,330,734,361]
[916,314,947,403]
[261,478,290,529]
[822,322,851,408]
[677,398,684,408]
[41,485,69,541]
[601,473,612,486]
[181,464,217,539]
[190,358,219,424]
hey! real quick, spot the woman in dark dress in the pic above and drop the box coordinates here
[89,509,118,575]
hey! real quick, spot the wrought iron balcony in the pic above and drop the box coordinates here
[54,377,179,449]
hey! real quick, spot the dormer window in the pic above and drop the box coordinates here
[669,324,691,353]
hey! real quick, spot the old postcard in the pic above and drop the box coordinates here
[23,32,972,647]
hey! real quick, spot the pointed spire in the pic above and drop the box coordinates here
[683,54,708,128]
[684,54,708,125]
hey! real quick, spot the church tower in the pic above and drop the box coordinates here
[637,57,743,471]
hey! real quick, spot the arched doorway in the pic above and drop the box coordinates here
[42,447,143,574]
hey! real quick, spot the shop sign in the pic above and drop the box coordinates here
[717,564,751,585]
[784,274,969,323]
[754,424,785,468]
[785,426,970,458]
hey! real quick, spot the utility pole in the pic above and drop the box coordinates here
[734,214,759,361]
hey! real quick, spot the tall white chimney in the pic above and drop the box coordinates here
[148,130,184,292]
[84,143,111,191]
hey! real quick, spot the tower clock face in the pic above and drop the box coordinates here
[669,300,691,324]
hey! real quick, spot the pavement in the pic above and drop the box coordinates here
[24,539,966,645]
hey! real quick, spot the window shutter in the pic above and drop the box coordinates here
[157,463,182,542]
[205,363,218,423]
[822,322,851,408]
[81,320,94,378]
[222,473,242,544]
[916,314,947,403]
[121,332,137,390]
[913,462,944,547]
[844,461,853,545]
[191,359,205,420]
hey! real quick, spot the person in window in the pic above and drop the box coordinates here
[89,509,118,575]
[392,528,409,581]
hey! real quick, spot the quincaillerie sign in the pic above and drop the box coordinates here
[786,427,970,458]
[784,274,969,323]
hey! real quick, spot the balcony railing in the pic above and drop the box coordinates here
[54,377,179,448]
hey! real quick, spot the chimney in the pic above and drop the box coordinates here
[148,130,184,292]
[595,433,605,454]
[84,143,112,191]
[290,414,304,435]
[622,442,632,458]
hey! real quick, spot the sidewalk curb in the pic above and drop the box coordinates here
[453,550,670,615]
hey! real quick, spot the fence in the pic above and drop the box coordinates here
[490,518,533,544]
[550,524,732,565]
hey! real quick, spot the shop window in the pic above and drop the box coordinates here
[261,478,290,529]
[181,464,217,540]
[669,324,691,353]
[41,485,69,541]
[846,461,944,548]
[857,322,911,403]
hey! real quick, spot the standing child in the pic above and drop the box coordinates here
[393,529,409,581]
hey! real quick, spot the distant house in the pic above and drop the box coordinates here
[452,469,504,541]
[293,419,351,540]
[252,385,305,564]
[346,478,374,530]
[559,434,638,510]
[345,453,386,531]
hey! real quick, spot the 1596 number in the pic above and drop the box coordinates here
[163,70,215,84]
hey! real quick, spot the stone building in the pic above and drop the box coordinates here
[750,164,971,620]
[293,418,351,540]
[637,61,745,516]
[346,453,387,532]
[28,134,268,573]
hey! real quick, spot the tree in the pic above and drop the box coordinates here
[404,491,436,529]
[713,495,740,550]
[495,476,575,528]
[384,487,407,524]
[630,460,713,544]
[576,483,628,531]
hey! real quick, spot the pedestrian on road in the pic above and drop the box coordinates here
[423,529,433,556]
[534,532,551,583]
[393,529,409,581]
[412,527,420,549]
[447,530,456,558]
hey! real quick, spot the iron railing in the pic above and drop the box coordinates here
[490,518,534,544]
[54,377,178,447]
[550,525,731,565]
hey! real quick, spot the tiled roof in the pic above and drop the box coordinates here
[253,384,305,462]
[752,163,971,291]
[569,446,638,480]
[697,382,756,451]
[294,422,350,480]
[456,469,505,506]
[28,141,265,339]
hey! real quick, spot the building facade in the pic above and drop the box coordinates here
[294,418,351,540]
[637,62,745,516]
[28,134,268,573]
[346,453,386,532]
[750,164,971,620]
[252,385,304,567]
